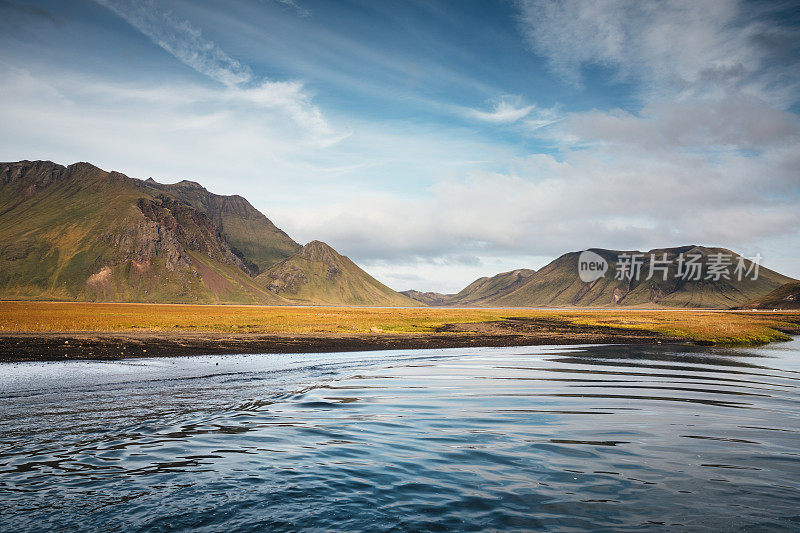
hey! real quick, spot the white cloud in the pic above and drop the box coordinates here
[229,81,342,144]
[515,0,799,107]
[463,97,562,132]
[561,95,800,152]
[467,99,535,123]
[274,0,311,18]
[0,66,342,196]
[273,112,800,284]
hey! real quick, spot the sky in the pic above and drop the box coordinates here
[1,0,799,292]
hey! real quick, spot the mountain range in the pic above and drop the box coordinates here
[403,247,796,308]
[0,160,417,306]
[401,268,536,307]
[1,160,795,309]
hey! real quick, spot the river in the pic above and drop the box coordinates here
[1,339,799,531]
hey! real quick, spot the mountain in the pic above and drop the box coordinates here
[449,268,536,306]
[403,246,795,309]
[256,241,421,306]
[3,161,793,310]
[736,282,800,310]
[0,160,411,306]
[402,268,536,307]
[491,246,795,308]
[400,290,453,306]
[142,179,300,274]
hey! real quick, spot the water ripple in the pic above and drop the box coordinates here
[1,341,800,531]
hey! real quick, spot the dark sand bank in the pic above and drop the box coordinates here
[0,318,676,362]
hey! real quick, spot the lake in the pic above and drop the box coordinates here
[1,339,799,531]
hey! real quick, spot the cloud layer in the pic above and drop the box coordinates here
[515,0,799,106]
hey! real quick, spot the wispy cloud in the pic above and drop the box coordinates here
[467,99,535,123]
[94,0,337,142]
[464,96,561,132]
[229,80,342,144]
[95,0,252,86]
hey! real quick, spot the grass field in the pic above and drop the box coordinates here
[1,301,798,346]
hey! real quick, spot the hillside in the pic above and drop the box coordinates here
[256,241,421,306]
[450,268,536,305]
[0,160,411,306]
[736,282,800,310]
[491,246,795,308]
[0,160,290,304]
[400,290,453,306]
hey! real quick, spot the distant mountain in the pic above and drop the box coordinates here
[402,268,536,307]
[400,290,453,306]
[0,160,411,306]
[492,246,794,308]
[736,282,800,310]
[404,247,795,309]
[256,241,420,306]
[450,268,536,305]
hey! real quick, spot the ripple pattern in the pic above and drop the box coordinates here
[1,340,800,531]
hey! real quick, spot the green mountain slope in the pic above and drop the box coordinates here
[0,160,416,306]
[256,241,422,306]
[492,246,795,308]
[0,160,287,304]
[735,282,800,310]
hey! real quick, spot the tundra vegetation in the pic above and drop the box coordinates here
[1,301,798,347]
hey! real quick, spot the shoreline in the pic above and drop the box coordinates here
[0,331,679,363]
[0,318,687,362]
[2,303,799,362]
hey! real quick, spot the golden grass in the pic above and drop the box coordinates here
[0,301,797,346]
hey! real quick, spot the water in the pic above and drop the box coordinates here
[1,340,800,532]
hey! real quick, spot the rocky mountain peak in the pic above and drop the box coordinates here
[298,240,340,263]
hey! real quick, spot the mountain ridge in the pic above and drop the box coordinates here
[0,160,412,306]
[401,268,536,307]
[141,172,301,274]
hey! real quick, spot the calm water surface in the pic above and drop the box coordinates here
[1,340,800,531]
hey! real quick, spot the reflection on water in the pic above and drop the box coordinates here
[1,340,800,531]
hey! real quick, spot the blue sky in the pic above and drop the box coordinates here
[1,0,799,291]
